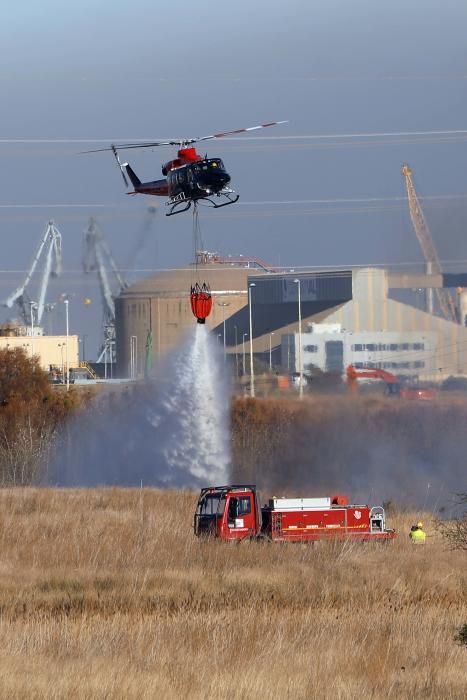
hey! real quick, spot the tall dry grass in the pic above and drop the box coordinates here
[0,489,464,699]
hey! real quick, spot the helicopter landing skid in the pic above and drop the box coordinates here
[165,192,240,216]
[166,199,192,217]
[200,192,240,209]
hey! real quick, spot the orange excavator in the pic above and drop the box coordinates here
[346,365,434,400]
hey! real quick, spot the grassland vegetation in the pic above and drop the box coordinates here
[0,488,464,699]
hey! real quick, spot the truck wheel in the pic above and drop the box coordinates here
[237,536,253,545]
[255,533,272,543]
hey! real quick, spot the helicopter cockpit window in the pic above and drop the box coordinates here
[197,159,226,172]
[208,159,225,170]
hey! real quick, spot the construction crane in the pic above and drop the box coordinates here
[82,217,128,363]
[3,221,62,329]
[401,164,458,323]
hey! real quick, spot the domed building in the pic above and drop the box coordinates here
[115,258,269,377]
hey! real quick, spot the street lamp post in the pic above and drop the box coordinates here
[293,279,303,400]
[242,333,248,376]
[64,299,69,391]
[234,325,239,377]
[248,283,256,398]
[29,301,35,337]
[217,302,230,361]
[29,301,36,359]
[58,343,64,379]
[269,332,275,371]
[130,335,137,379]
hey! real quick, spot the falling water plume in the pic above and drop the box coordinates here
[147,324,230,485]
[50,324,231,488]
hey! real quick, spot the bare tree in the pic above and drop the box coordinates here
[0,347,84,485]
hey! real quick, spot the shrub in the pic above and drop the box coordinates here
[454,623,467,646]
[435,494,467,551]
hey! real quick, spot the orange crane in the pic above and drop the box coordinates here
[401,164,457,322]
[346,365,435,400]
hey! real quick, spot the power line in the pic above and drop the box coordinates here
[0,204,110,209]
[2,193,467,209]
[2,129,467,143]
[3,260,467,276]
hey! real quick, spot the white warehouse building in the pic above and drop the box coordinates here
[282,324,436,377]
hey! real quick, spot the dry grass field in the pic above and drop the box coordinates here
[0,488,464,699]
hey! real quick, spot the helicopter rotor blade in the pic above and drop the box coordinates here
[107,139,187,150]
[81,139,185,154]
[110,122,289,149]
[81,121,288,153]
[111,144,129,188]
[195,120,288,142]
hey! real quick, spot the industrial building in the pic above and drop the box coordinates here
[115,261,467,380]
[251,268,467,379]
[0,324,79,373]
[114,258,270,377]
[283,326,435,376]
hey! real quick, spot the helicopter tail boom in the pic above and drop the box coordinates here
[123,163,142,188]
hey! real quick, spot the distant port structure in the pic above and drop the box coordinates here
[115,254,467,380]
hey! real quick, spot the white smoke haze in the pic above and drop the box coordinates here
[49,325,231,487]
[48,330,467,511]
[230,397,467,511]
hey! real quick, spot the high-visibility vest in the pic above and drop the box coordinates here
[410,528,426,543]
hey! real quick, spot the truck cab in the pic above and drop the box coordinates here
[194,485,261,541]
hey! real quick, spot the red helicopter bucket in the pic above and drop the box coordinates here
[190,282,213,324]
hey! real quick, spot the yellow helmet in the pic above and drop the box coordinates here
[417,522,423,529]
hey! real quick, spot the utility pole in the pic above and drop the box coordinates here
[64,299,69,391]
[217,301,230,361]
[294,279,303,400]
[242,333,248,376]
[29,301,36,359]
[248,283,256,398]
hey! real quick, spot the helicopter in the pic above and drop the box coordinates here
[85,121,287,216]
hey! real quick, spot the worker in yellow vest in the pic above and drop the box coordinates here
[409,522,426,544]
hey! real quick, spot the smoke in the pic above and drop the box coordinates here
[231,397,467,511]
[124,203,159,274]
[49,325,231,487]
[48,339,467,512]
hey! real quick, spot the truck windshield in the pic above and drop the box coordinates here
[198,493,226,516]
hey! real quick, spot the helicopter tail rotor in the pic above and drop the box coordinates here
[111,144,129,188]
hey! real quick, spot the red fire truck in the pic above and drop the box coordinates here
[194,485,396,542]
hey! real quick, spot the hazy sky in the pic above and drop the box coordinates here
[1,1,467,355]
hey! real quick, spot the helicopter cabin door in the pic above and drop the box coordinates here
[167,168,188,198]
